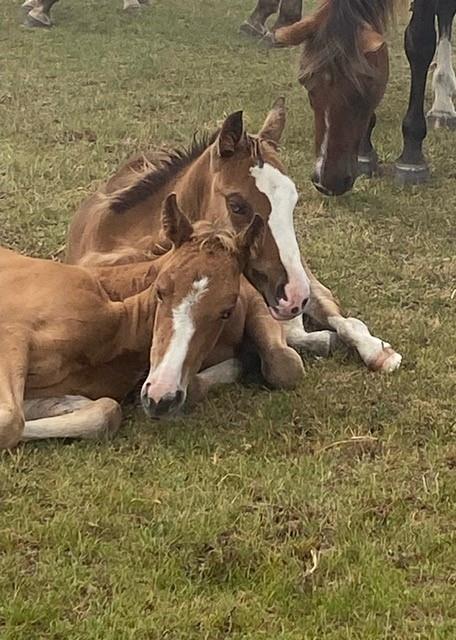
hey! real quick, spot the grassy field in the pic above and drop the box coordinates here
[1,1,455,637]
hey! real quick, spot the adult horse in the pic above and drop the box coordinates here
[22,0,151,28]
[0,197,274,448]
[270,0,456,192]
[240,0,303,38]
[67,102,402,373]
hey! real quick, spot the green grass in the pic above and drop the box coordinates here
[1,1,456,637]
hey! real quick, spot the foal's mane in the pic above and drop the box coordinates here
[107,131,219,214]
[189,220,238,256]
[300,0,395,92]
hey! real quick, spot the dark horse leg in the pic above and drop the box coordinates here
[357,113,379,177]
[395,0,438,185]
[427,0,456,129]
[272,0,303,31]
[23,0,59,27]
[240,0,281,37]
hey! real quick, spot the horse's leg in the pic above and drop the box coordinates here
[271,0,303,31]
[240,0,281,38]
[357,113,379,177]
[0,332,29,450]
[301,266,402,372]
[123,0,142,10]
[427,1,456,129]
[395,0,438,185]
[188,359,244,403]
[22,396,122,442]
[24,0,59,27]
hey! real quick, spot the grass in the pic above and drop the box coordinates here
[1,1,456,637]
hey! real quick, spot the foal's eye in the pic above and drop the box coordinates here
[220,308,233,320]
[227,195,249,216]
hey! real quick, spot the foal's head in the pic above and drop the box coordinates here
[141,194,263,419]
[204,100,310,320]
[274,1,391,196]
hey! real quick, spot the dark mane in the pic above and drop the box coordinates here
[109,130,219,214]
[299,0,395,93]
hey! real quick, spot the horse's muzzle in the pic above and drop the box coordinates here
[141,388,186,419]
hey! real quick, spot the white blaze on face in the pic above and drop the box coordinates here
[250,163,310,317]
[143,277,209,403]
[314,108,330,183]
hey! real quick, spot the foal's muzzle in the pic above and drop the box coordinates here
[141,386,186,419]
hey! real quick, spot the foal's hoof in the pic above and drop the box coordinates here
[357,152,378,178]
[23,11,52,28]
[239,21,267,39]
[426,111,456,130]
[394,161,430,185]
[368,347,402,373]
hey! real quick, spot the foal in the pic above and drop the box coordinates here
[0,196,268,448]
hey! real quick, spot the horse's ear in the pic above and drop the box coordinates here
[216,111,245,158]
[258,97,286,145]
[273,15,316,47]
[236,214,264,266]
[360,27,385,54]
[161,194,193,248]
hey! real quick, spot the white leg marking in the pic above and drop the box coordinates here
[22,397,122,441]
[428,36,456,121]
[250,163,310,317]
[123,0,141,9]
[328,316,402,372]
[285,316,336,358]
[143,277,209,402]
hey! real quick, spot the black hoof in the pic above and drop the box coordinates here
[426,112,456,130]
[357,152,378,178]
[22,13,52,28]
[394,162,430,185]
[239,21,267,38]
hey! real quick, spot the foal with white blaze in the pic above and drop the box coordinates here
[0,196,265,448]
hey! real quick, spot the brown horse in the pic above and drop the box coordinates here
[67,102,402,372]
[22,0,150,28]
[0,196,285,448]
[271,0,396,196]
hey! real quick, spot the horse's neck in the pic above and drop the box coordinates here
[174,149,215,222]
[90,259,162,301]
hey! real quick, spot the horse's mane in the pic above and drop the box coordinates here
[299,0,396,92]
[107,130,219,215]
[189,220,238,256]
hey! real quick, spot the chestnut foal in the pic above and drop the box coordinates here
[0,197,278,448]
[67,102,402,373]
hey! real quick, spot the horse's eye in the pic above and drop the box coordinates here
[220,308,233,320]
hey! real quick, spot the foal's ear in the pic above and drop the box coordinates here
[216,111,245,158]
[360,27,385,54]
[236,214,264,265]
[258,97,286,145]
[161,194,193,248]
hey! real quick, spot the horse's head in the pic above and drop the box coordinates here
[141,194,263,419]
[274,8,389,196]
[206,100,310,320]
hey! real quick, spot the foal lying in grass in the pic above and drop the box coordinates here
[0,196,303,449]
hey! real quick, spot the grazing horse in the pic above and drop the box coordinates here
[67,102,402,373]
[271,0,395,196]
[240,0,303,38]
[0,196,271,449]
[396,0,456,184]
[22,0,151,28]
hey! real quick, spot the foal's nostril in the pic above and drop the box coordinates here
[302,297,309,310]
[156,390,185,416]
[291,306,299,315]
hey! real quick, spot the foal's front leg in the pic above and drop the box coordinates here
[301,265,402,372]
[22,396,122,442]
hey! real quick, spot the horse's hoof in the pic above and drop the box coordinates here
[23,11,52,28]
[357,152,378,178]
[394,162,430,185]
[239,21,267,39]
[21,0,37,11]
[123,0,141,10]
[368,347,402,373]
[426,111,456,130]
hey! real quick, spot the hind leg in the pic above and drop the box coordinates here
[22,396,122,441]
[240,0,280,38]
[358,113,379,177]
[427,3,456,129]
[302,265,402,373]
[271,0,302,31]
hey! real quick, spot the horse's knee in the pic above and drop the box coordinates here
[261,347,304,389]
[0,407,25,449]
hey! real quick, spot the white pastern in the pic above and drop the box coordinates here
[429,36,456,118]
[144,277,209,402]
[250,163,310,317]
